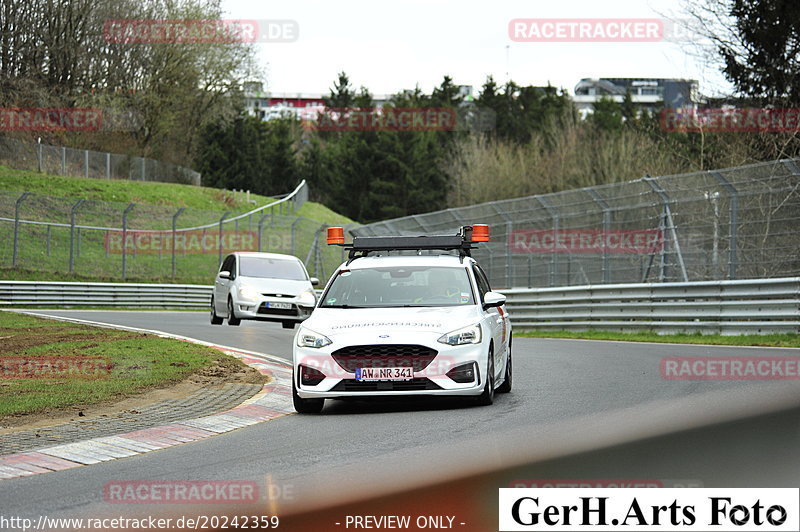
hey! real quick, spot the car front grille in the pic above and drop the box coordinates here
[331,378,442,392]
[331,344,438,372]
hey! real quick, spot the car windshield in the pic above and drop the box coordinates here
[321,266,474,308]
[238,256,307,280]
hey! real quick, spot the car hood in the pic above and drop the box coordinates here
[304,306,481,338]
[236,277,310,296]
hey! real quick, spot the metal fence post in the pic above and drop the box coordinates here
[587,188,612,283]
[218,211,231,267]
[536,196,559,287]
[106,153,111,179]
[172,207,185,278]
[291,218,302,256]
[37,140,42,172]
[257,213,270,251]
[121,203,135,279]
[490,204,514,288]
[84,150,89,178]
[643,176,688,282]
[61,146,66,175]
[709,171,739,280]
[46,225,51,256]
[68,199,85,273]
[12,192,30,267]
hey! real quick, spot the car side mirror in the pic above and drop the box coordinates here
[310,277,320,286]
[218,271,230,279]
[483,291,506,310]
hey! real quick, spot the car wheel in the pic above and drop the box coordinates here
[292,379,324,414]
[227,297,241,326]
[497,339,512,393]
[475,346,495,406]
[210,297,223,325]
[282,321,296,329]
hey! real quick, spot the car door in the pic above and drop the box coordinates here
[472,264,505,383]
[215,255,235,314]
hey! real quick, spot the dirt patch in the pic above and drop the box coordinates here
[0,350,268,433]
[0,327,140,354]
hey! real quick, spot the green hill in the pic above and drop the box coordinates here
[0,165,354,284]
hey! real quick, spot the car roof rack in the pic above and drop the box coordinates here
[326,225,489,264]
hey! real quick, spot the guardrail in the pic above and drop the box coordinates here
[0,281,212,308]
[503,277,800,334]
[2,278,799,335]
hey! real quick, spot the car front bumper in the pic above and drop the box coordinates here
[293,339,489,398]
[234,296,314,323]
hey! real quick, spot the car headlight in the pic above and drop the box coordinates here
[296,327,332,348]
[297,288,316,308]
[237,285,261,301]
[437,323,482,346]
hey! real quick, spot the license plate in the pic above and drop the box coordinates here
[264,302,292,310]
[355,367,413,381]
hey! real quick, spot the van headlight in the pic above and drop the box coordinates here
[238,285,261,301]
[297,289,316,308]
[296,327,332,349]
[437,323,482,346]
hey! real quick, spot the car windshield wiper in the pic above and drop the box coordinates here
[321,304,370,308]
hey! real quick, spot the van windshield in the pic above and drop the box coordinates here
[239,257,307,280]
[321,266,474,308]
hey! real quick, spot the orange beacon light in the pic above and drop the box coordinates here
[327,227,345,245]
[471,224,489,242]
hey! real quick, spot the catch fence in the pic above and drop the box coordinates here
[352,158,800,289]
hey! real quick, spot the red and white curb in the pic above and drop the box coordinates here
[0,312,294,481]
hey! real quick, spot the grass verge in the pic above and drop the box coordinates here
[0,311,264,418]
[513,329,800,348]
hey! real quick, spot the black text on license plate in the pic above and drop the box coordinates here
[355,367,413,381]
[265,302,292,310]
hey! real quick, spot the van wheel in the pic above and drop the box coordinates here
[227,297,241,326]
[210,297,223,325]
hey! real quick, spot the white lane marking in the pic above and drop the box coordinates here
[6,309,292,366]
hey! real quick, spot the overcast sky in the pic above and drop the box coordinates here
[220,0,732,98]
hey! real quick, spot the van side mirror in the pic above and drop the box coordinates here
[310,277,320,286]
[483,291,506,310]
[218,271,230,279]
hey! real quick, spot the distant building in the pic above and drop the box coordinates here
[243,82,477,122]
[573,78,699,119]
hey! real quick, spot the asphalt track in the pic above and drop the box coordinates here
[1,310,799,529]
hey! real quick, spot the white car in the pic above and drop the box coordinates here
[291,225,512,413]
[211,252,319,329]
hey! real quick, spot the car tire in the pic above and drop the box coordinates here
[227,297,241,326]
[210,297,223,325]
[497,339,512,393]
[475,346,495,406]
[292,379,324,414]
[282,321,296,329]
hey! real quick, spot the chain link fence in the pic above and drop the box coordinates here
[0,180,352,284]
[0,136,201,185]
[352,158,800,289]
